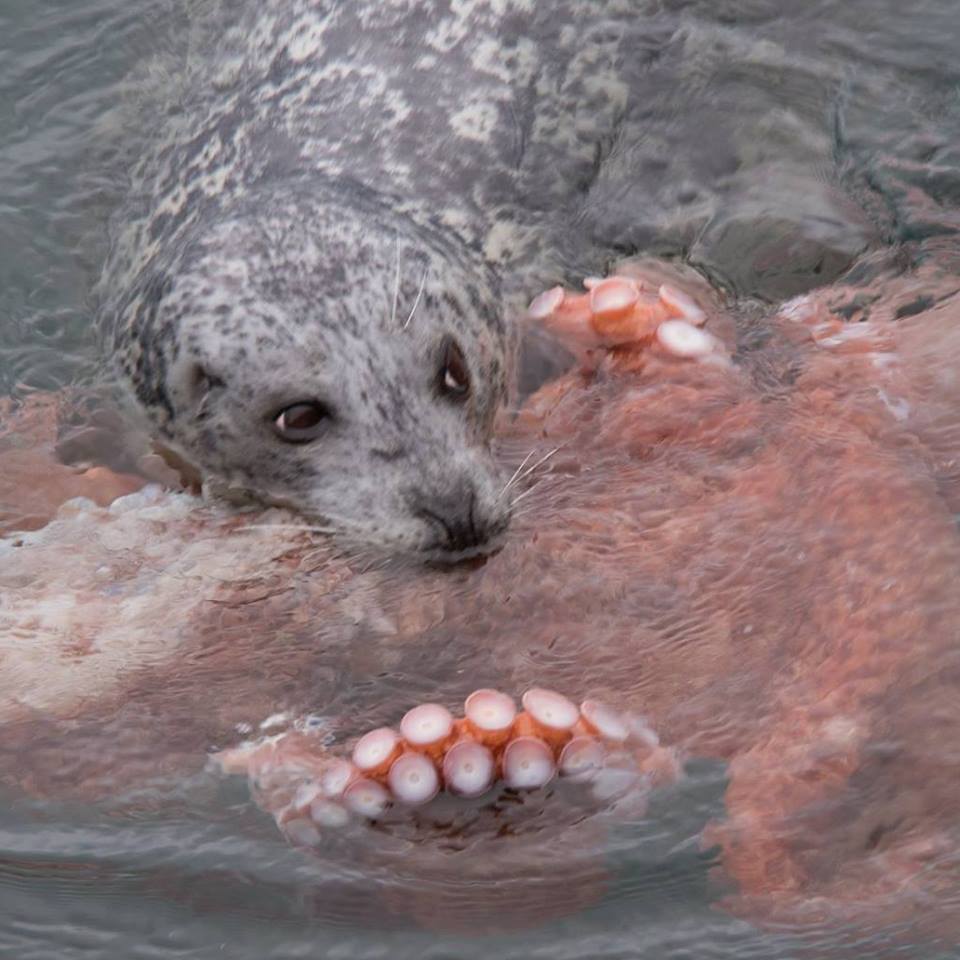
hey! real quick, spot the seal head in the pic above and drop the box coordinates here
[112,184,512,560]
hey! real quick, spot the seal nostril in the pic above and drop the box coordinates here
[467,489,480,544]
[415,505,454,542]
[412,486,496,554]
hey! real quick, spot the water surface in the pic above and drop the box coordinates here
[2,2,960,959]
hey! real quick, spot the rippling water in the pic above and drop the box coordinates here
[3,2,960,959]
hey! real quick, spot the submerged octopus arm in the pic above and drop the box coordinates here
[0,394,149,535]
[700,273,960,933]
[520,263,960,937]
[212,687,682,932]
[213,687,681,846]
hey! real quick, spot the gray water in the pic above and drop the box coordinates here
[2,2,960,958]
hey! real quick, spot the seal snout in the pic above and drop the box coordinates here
[409,478,510,560]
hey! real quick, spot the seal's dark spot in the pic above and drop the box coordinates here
[371,447,407,463]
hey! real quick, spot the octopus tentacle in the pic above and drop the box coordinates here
[213,688,680,843]
[526,272,727,370]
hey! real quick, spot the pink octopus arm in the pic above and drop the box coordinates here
[214,687,680,844]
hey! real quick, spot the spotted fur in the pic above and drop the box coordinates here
[98,0,649,556]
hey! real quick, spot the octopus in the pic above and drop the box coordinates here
[2,259,960,940]
[215,687,679,837]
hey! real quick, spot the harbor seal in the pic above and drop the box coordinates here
[97,0,648,558]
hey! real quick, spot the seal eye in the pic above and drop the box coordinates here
[437,338,470,401]
[272,401,331,443]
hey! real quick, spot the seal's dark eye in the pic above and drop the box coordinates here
[272,401,331,443]
[437,338,470,401]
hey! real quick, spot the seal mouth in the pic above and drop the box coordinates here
[235,492,510,564]
[409,485,512,564]
[423,537,506,569]
[419,504,511,567]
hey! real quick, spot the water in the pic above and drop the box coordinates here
[3,2,960,958]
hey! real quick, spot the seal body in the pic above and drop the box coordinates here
[99,0,648,557]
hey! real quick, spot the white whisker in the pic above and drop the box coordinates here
[230,522,337,536]
[390,233,402,328]
[358,553,386,574]
[512,444,563,487]
[403,265,428,330]
[510,469,565,509]
[497,447,536,501]
[510,482,545,508]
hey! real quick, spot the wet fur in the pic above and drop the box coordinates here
[98,0,656,552]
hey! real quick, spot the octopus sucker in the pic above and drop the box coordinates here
[558,736,606,782]
[319,757,357,799]
[519,687,581,748]
[351,726,404,779]
[399,702,455,760]
[308,797,351,829]
[526,285,565,321]
[578,699,631,743]
[658,283,706,327]
[281,817,324,848]
[343,778,391,820]
[589,276,641,321]
[442,739,496,798]
[387,751,441,806]
[463,687,517,747]
[501,736,557,790]
[215,688,674,840]
[526,272,726,367]
[656,319,725,361]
